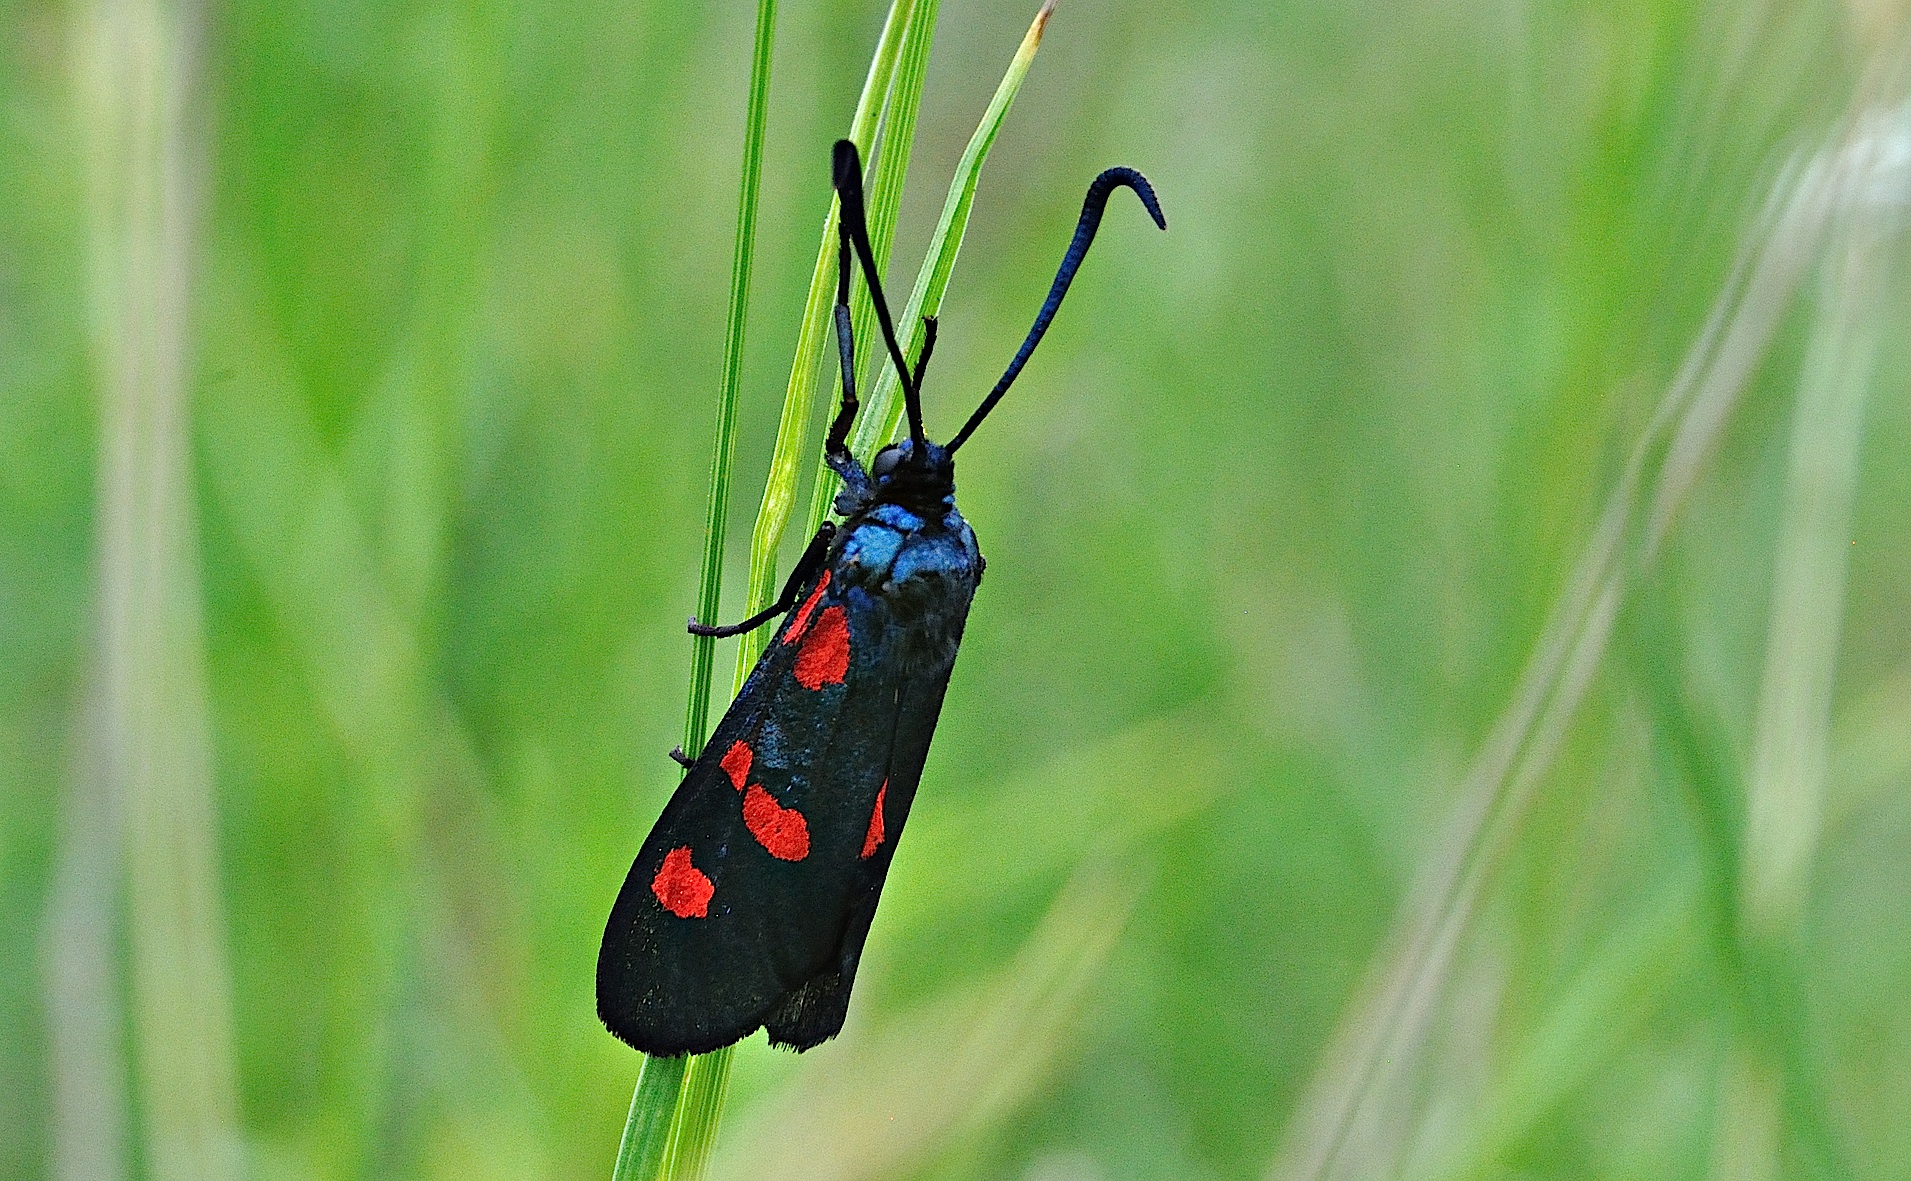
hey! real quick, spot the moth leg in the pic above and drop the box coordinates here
[667,746,694,769]
[824,215,869,491]
[687,522,836,638]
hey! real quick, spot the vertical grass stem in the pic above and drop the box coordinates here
[683,0,780,766]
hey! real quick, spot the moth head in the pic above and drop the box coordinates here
[869,438,954,510]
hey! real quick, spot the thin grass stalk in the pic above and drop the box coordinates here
[682,0,781,760]
[807,1,1058,536]
[615,3,778,1178]
[1270,92,1904,1181]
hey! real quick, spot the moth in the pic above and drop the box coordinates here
[597,139,1163,1055]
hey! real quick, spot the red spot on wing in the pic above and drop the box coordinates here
[793,606,851,689]
[719,740,752,791]
[783,570,831,646]
[651,847,714,919]
[860,780,888,859]
[743,784,811,861]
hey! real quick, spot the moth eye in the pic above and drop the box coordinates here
[871,445,905,478]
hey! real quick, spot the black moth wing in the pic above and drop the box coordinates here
[596,558,970,1055]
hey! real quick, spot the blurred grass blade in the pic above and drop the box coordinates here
[1621,574,1852,1180]
[68,0,245,1180]
[1269,90,1909,1181]
[1743,115,1906,938]
[43,690,131,1181]
[1414,875,1703,1181]
[807,0,1060,534]
[1726,100,1908,1181]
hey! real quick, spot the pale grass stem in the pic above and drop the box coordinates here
[54,1,245,1180]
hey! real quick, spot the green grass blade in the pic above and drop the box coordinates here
[730,0,924,676]
[806,1,1058,535]
[732,0,927,680]
[657,1047,737,1180]
[611,1053,688,1181]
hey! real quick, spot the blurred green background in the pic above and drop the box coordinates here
[5,0,1911,1178]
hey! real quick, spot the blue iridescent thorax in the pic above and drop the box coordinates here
[838,502,979,589]
[833,438,979,590]
[827,437,981,663]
